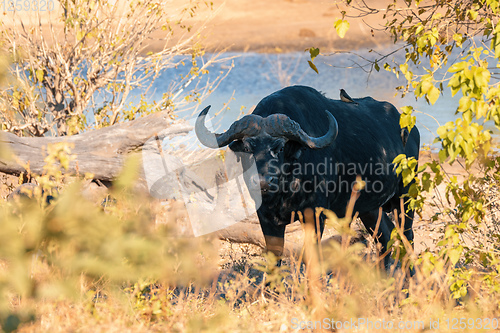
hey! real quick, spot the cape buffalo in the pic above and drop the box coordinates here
[195,85,420,265]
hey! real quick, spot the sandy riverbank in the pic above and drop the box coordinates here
[191,0,393,53]
[1,0,393,53]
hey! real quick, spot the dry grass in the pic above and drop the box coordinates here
[8,239,499,333]
[2,155,500,333]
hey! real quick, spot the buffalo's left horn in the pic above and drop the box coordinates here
[195,106,264,148]
[296,111,338,149]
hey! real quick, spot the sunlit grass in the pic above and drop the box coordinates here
[1,147,500,332]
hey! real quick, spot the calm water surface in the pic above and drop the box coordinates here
[148,50,498,149]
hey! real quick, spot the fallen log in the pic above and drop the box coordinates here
[215,219,365,256]
[1,113,363,254]
[216,218,303,249]
[0,111,192,181]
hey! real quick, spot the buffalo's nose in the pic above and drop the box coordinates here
[261,175,278,191]
[250,174,278,191]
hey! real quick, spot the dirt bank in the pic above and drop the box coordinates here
[1,0,393,53]
[194,0,393,53]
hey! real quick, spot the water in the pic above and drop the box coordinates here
[147,49,498,148]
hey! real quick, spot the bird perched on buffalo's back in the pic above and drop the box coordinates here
[340,89,358,105]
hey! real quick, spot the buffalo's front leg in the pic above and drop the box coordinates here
[359,209,394,269]
[258,212,286,257]
[264,235,285,257]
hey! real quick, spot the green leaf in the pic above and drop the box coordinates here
[448,73,461,96]
[399,63,408,74]
[306,48,320,74]
[308,47,320,61]
[334,19,350,39]
[438,149,448,162]
[402,169,415,185]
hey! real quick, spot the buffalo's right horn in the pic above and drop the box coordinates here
[264,111,338,149]
[195,106,264,148]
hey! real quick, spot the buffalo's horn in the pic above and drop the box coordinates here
[195,106,264,148]
[195,106,219,148]
[265,111,338,149]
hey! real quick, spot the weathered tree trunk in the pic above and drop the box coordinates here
[216,219,303,249]
[0,112,359,252]
[216,220,313,255]
[0,111,192,181]
[215,219,363,256]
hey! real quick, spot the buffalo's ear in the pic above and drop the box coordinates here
[284,142,303,160]
[228,140,244,152]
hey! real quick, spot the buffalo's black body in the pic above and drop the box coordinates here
[196,85,420,262]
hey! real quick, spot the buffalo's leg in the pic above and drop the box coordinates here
[259,214,286,257]
[300,208,326,278]
[400,199,416,277]
[400,198,415,245]
[316,213,326,239]
[258,218,286,292]
[259,219,286,279]
[385,194,415,246]
[264,235,285,257]
[359,209,394,269]
[386,195,416,277]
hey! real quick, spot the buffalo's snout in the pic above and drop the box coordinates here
[249,174,278,192]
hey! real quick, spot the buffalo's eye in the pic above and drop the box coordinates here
[242,139,255,153]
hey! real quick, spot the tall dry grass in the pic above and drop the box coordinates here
[1,147,500,333]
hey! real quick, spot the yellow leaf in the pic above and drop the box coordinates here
[334,19,350,39]
[427,85,440,105]
[448,61,467,73]
[475,100,488,119]
[468,9,478,20]
[473,67,490,88]
[453,33,463,47]
[76,30,85,41]
[36,69,44,83]
[448,248,462,265]
[307,60,319,74]
[458,96,471,112]
[431,13,442,20]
